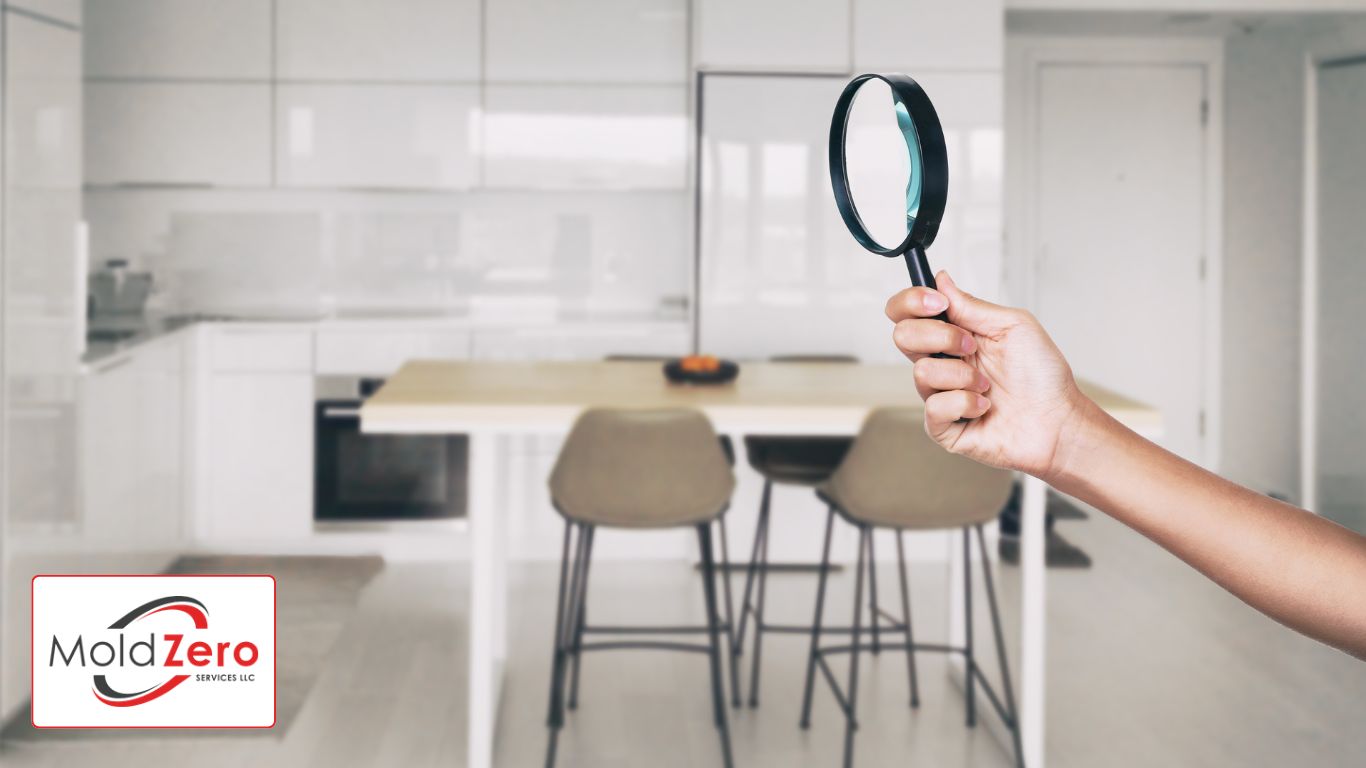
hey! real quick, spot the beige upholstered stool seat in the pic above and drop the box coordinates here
[817,408,1012,530]
[550,408,735,529]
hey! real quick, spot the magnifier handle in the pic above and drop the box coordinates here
[903,246,956,359]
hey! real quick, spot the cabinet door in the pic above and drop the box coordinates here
[80,359,140,541]
[203,373,313,540]
[85,83,272,186]
[276,0,481,81]
[486,0,686,84]
[853,0,1002,72]
[137,341,186,543]
[276,84,479,190]
[483,85,687,190]
[4,12,82,532]
[695,0,848,72]
[84,0,272,79]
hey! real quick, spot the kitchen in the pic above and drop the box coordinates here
[4,1,1366,766]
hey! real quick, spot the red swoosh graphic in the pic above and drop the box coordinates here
[138,604,208,629]
[94,675,190,707]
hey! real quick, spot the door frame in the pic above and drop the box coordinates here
[1299,30,1366,514]
[1008,36,1225,470]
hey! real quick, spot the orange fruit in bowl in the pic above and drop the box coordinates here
[680,354,721,373]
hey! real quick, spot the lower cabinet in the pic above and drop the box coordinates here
[195,328,314,541]
[80,336,186,545]
[199,372,313,540]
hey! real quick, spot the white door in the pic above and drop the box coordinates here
[1031,62,1209,463]
[1314,58,1366,530]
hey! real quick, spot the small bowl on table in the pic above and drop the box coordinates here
[663,355,739,385]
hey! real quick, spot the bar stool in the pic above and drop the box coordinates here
[800,408,1025,768]
[544,408,738,768]
[735,354,857,706]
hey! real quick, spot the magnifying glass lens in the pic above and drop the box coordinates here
[843,79,923,251]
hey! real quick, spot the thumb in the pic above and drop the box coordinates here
[936,271,1017,337]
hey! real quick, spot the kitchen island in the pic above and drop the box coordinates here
[362,359,1161,768]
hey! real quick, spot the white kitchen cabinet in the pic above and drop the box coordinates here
[486,0,686,83]
[80,337,185,545]
[695,0,848,72]
[9,0,79,25]
[276,84,479,190]
[4,10,83,536]
[84,0,272,79]
[197,328,314,541]
[85,83,272,186]
[853,0,1003,72]
[483,85,687,190]
[315,328,471,375]
[275,0,481,82]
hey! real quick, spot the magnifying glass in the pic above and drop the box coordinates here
[829,73,949,321]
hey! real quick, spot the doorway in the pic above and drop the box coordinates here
[1012,38,1222,466]
[1306,53,1366,527]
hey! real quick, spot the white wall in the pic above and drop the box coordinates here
[1220,26,1307,500]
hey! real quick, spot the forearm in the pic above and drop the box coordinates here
[1048,398,1366,660]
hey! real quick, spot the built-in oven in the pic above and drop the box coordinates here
[314,377,466,522]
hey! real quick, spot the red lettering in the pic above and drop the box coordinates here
[186,641,212,666]
[163,633,184,666]
[234,642,259,666]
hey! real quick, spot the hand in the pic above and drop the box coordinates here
[885,271,1096,480]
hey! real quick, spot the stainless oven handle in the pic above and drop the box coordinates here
[322,407,362,420]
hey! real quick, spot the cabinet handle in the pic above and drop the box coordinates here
[322,407,361,420]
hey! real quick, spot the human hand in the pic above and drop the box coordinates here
[885,271,1097,480]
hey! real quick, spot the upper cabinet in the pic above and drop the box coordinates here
[275,84,479,190]
[486,0,686,83]
[11,0,79,26]
[84,0,272,80]
[482,85,688,190]
[695,0,849,72]
[853,0,1003,72]
[85,83,272,186]
[275,0,481,82]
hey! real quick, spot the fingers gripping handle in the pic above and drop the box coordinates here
[903,246,956,360]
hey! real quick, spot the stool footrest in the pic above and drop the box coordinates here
[579,640,712,655]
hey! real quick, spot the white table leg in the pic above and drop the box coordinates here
[467,432,508,768]
[1020,475,1048,767]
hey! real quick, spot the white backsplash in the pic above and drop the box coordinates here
[83,188,691,320]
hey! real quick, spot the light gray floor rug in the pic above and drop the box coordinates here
[3,554,384,741]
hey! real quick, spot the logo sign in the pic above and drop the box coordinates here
[32,575,275,728]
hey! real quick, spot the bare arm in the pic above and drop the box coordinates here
[887,272,1366,660]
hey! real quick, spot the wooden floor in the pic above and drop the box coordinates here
[5,509,1366,767]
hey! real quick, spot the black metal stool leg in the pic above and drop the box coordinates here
[717,517,742,707]
[567,526,595,710]
[964,526,976,728]
[843,526,869,768]
[747,493,772,707]
[976,524,1026,768]
[698,524,736,768]
[799,506,837,729]
[545,522,584,768]
[868,530,881,654]
[735,479,771,652]
[896,529,921,708]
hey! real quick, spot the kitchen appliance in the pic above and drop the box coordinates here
[314,377,466,521]
[88,258,153,316]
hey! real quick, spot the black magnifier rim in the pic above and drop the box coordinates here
[829,73,949,256]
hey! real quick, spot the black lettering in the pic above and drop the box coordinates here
[89,641,115,666]
[129,633,155,666]
[49,636,85,666]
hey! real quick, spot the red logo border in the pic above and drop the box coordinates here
[31,574,277,730]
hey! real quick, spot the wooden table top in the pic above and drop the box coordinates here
[362,360,1160,436]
